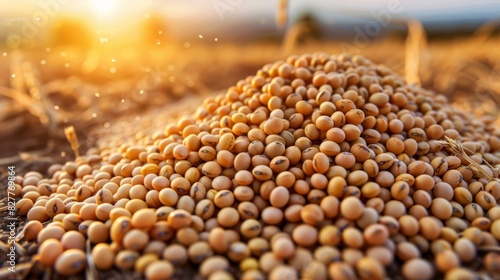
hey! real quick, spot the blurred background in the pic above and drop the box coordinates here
[0,0,499,173]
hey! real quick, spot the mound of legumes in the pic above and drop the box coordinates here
[11,53,500,280]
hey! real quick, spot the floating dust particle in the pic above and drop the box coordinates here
[64,126,80,158]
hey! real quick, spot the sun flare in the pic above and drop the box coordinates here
[91,0,119,16]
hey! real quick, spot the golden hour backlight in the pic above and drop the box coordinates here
[0,1,499,280]
[91,0,119,16]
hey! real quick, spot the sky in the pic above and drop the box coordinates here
[1,0,499,44]
[2,0,500,21]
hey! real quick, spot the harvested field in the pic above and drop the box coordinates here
[1,3,500,280]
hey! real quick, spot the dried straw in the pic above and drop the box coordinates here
[64,126,80,157]
[439,136,499,182]
[276,0,288,29]
[405,20,426,86]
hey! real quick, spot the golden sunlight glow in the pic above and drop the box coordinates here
[91,0,119,16]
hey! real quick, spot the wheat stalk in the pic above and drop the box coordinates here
[439,136,499,182]
[405,20,426,86]
[64,125,80,157]
[276,0,288,29]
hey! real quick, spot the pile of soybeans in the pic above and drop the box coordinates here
[7,53,500,280]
